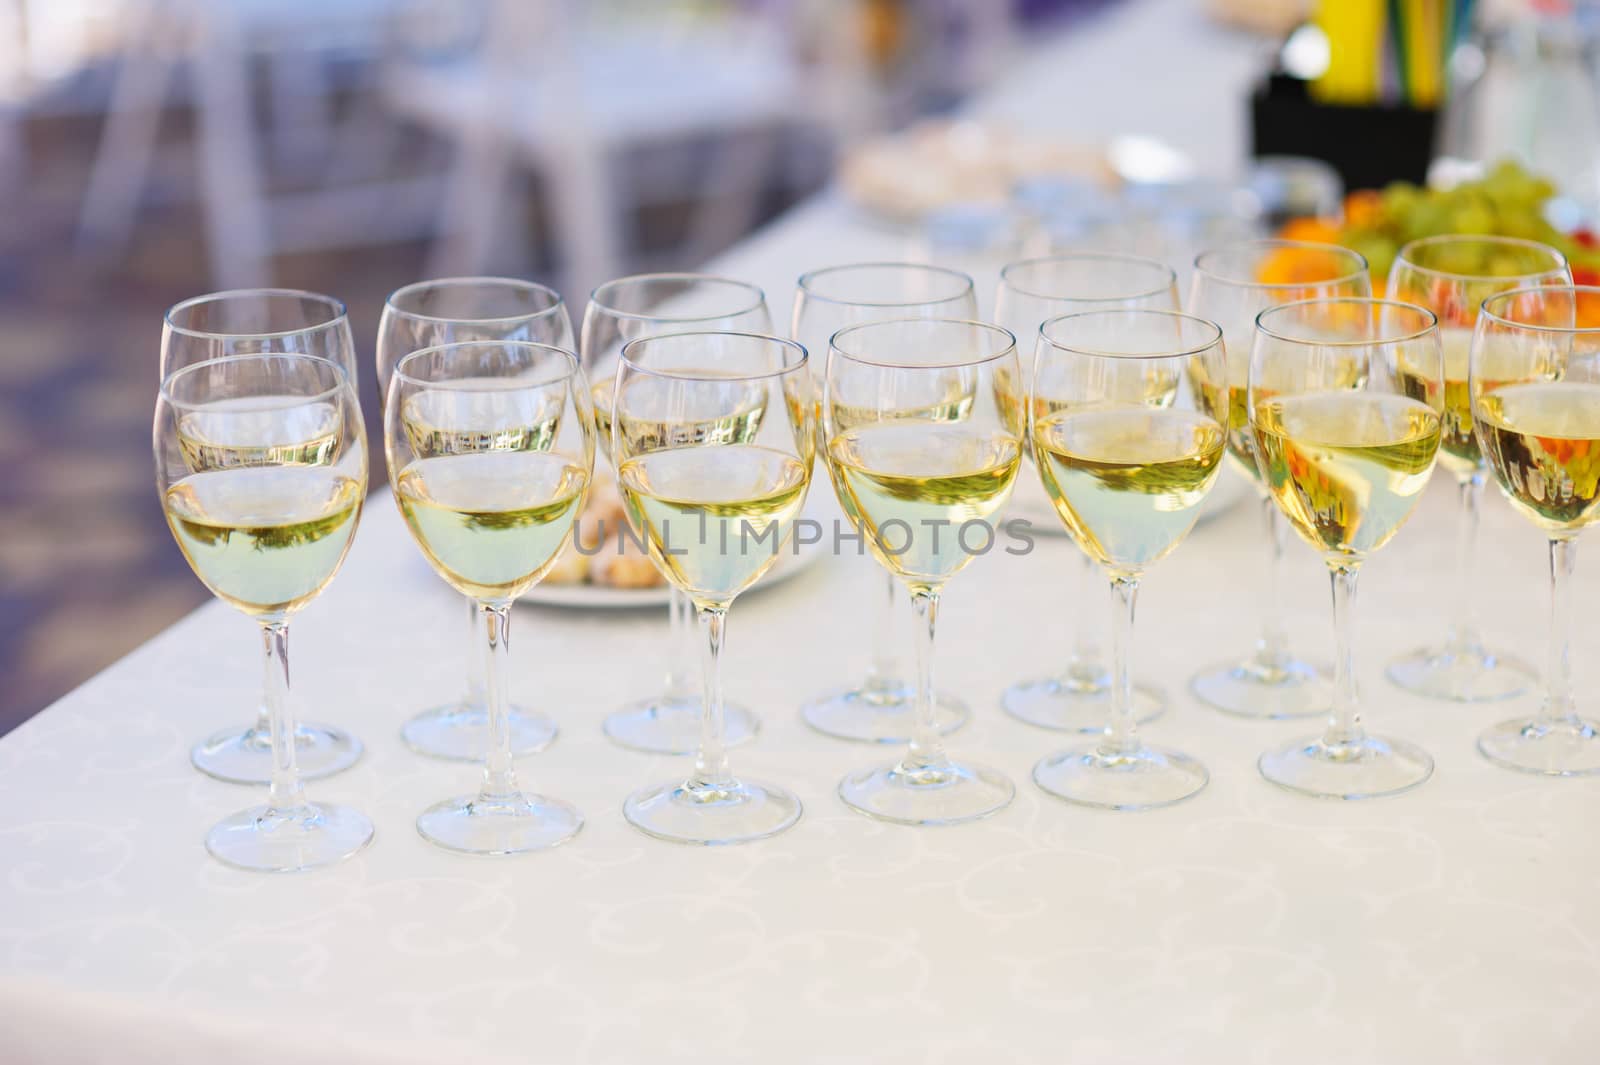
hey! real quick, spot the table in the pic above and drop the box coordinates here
[7,3,1599,1063]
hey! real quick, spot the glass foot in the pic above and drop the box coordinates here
[192,722,362,784]
[1259,734,1433,799]
[401,703,557,762]
[1190,654,1330,719]
[416,792,583,855]
[1478,716,1600,776]
[1386,645,1535,703]
[624,778,801,845]
[206,802,373,873]
[838,759,1013,826]
[800,684,968,744]
[1033,744,1207,811]
[1001,673,1165,732]
[603,696,758,755]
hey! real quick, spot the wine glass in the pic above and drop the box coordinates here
[1028,310,1226,809]
[583,274,772,755]
[154,354,372,871]
[992,253,1180,734]
[1471,285,1600,774]
[376,277,574,762]
[793,262,978,744]
[612,332,812,844]
[160,289,363,784]
[1250,298,1442,798]
[1383,237,1569,701]
[1187,240,1371,719]
[825,317,1020,825]
[385,340,592,854]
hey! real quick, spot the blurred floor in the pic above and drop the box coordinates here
[0,114,432,735]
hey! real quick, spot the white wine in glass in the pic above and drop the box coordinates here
[161,288,364,785]
[582,274,773,756]
[991,253,1181,734]
[376,277,574,763]
[825,317,1020,825]
[155,353,373,872]
[1250,298,1442,800]
[613,331,813,845]
[1028,310,1225,810]
[1471,285,1600,775]
[793,262,979,744]
[386,340,593,855]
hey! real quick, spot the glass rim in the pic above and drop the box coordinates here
[384,276,566,325]
[1254,297,1439,346]
[163,288,349,341]
[617,330,808,381]
[1479,284,1600,335]
[1392,234,1569,283]
[588,272,766,323]
[1037,308,1222,361]
[828,317,1016,370]
[160,351,352,410]
[796,261,975,309]
[391,338,583,388]
[1191,239,1369,291]
[999,253,1176,303]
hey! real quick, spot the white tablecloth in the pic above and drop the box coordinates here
[6,3,1597,1063]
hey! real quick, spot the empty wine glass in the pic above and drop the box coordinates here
[160,289,363,784]
[825,318,1020,825]
[154,354,372,871]
[376,277,574,761]
[1187,241,1371,720]
[1251,299,1442,799]
[1383,237,1569,702]
[613,332,813,844]
[1471,285,1600,774]
[583,274,772,755]
[992,253,1180,734]
[794,263,978,744]
[1028,310,1226,809]
[386,340,593,854]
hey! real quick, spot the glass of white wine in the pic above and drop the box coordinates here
[376,277,574,763]
[1383,237,1569,702]
[385,340,593,854]
[1028,310,1226,810]
[583,274,773,756]
[793,263,978,744]
[1471,285,1600,774]
[1250,298,1443,799]
[1187,241,1371,720]
[992,253,1180,735]
[612,332,813,845]
[154,353,372,871]
[825,317,1020,825]
[161,289,364,785]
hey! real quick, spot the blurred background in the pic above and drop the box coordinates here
[3,0,1598,733]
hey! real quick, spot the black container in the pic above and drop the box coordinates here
[1250,74,1439,191]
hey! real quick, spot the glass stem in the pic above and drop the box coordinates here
[863,570,902,700]
[259,620,309,816]
[1541,537,1578,728]
[1060,550,1102,686]
[905,588,949,771]
[691,605,734,791]
[1446,471,1486,657]
[464,594,486,712]
[1322,563,1366,750]
[1255,493,1291,673]
[1101,574,1141,757]
[663,588,694,701]
[477,602,520,804]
